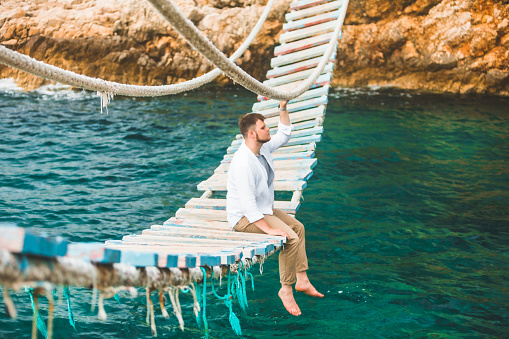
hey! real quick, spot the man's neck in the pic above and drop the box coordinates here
[245,139,263,156]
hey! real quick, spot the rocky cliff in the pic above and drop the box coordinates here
[0,0,508,95]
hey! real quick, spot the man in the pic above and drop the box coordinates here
[226,100,323,316]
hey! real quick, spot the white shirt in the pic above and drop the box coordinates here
[226,121,292,228]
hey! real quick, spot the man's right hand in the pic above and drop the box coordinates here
[266,228,289,239]
[254,217,289,239]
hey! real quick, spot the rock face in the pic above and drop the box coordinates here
[336,0,509,95]
[0,0,287,90]
[0,0,508,95]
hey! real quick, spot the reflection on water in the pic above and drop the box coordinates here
[0,84,508,338]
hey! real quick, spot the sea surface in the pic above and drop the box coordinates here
[0,79,508,338]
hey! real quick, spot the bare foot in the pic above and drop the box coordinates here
[278,286,301,316]
[295,281,324,298]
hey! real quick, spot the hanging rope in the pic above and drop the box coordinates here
[0,0,349,101]
[144,0,349,100]
[0,0,275,97]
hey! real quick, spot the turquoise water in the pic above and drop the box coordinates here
[0,82,508,338]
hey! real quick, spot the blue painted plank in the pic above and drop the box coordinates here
[66,242,121,264]
[0,226,69,257]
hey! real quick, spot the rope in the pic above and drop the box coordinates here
[0,0,275,97]
[209,268,242,336]
[199,267,210,338]
[145,0,349,100]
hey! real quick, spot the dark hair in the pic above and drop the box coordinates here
[238,113,265,138]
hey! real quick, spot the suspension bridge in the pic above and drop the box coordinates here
[0,0,349,337]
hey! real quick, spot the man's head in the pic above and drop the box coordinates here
[239,113,271,143]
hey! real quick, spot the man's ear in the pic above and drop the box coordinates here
[247,129,255,139]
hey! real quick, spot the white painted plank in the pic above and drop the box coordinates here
[283,9,340,32]
[271,44,329,68]
[274,32,333,56]
[280,20,339,44]
[196,178,308,192]
[267,55,335,78]
[253,94,327,114]
[263,63,334,87]
[286,1,342,21]
[184,198,300,214]
[290,0,333,11]
[214,158,317,173]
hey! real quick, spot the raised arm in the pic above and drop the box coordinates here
[279,100,290,126]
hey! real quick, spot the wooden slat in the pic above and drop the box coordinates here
[150,225,285,245]
[280,20,338,44]
[258,73,331,101]
[164,217,231,230]
[291,0,333,11]
[285,1,342,21]
[263,64,333,88]
[271,44,329,68]
[265,106,325,127]
[105,242,237,266]
[185,198,300,214]
[229,127,323,150]
[275,32,333,56]
[283,9,340,32]
[66,243,121,264]
[195,178,308,192]
[141,231,280,250]
[121,235,268,260]
[253,95,327,114]
[214,158,317,173]
[0,226,69,257]
[266,55,336,79]
[199,169,313,191]
[222,149,315,164]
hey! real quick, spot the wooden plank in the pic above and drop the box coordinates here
[102,243,161,267]
[273,143,317,153]
[119,236,262,261]
[105,242,237,266]
[66,242,121,264]
[258,74,331,101]
[266,55,336,79]
[229,127,323,149]
[195,178,308,192]
[286,133,322,146]
[223,149,314,161]
[271,44,329,68]
[262,106,325,129]
[214,158,317,173]
[253,95,327,115]
[263,63,333,87]
[275,32,333,56]
[280,20,339,44]
[185,198,300,214]
[150,225,285,245]
[285,0,342,21]
[127,233,276,254]
[139,231,279,252]
[0,225,69,257]
[283,9,340,32]
[199,169,313,190]
[290,0,332,11]
[163,217,231,230]
[257,84,329,106]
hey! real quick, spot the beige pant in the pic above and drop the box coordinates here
[234,209,308,285]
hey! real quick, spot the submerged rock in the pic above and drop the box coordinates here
[0,0,507,95]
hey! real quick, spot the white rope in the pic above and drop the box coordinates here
[145,0,349,100]
[0,0,275,97]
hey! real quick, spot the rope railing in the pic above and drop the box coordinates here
[0,0,349,101]
[145,0,349,101]
[0,0,275,97]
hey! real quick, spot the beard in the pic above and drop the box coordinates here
[255,131,271,143]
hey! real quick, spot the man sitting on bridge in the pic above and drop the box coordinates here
[226,100,323,316]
